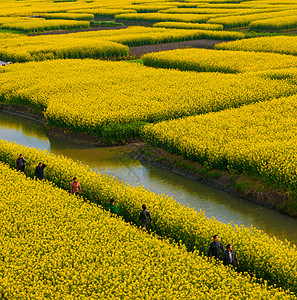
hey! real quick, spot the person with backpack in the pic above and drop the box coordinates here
[139,204,152,232]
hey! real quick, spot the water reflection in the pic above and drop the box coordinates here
[1,111,296,245]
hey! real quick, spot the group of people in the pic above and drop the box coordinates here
[208,234,239,267]
[108,200,152,232]
[16,155,238,266]
[16,154,46,180]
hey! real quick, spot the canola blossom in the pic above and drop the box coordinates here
[216,36,297,56]
[0,139,297,293]
[0,59,295,138]
[1,162,295,299]
[142,48,297,73]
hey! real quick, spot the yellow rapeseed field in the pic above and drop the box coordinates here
[142,48,297,73]
[142,94,297,196]
[0,139,297,293]
[216,36,297,56]
[1,161,295,298]
[0,59,295,138]
[0,16,90,33]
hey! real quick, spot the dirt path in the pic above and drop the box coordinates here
[129,39,226,57]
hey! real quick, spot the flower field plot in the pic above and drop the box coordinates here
[142,94,297,198]
[1,162,295,299]
[216,36,297,56]
[153,21,224,30]
[0,16,90,33]
[142,48,297,73]
[250,15,297,30]
[38,12,95,20]
[0,59,295,139]
[206,9,297,28]
[1,139,297,294]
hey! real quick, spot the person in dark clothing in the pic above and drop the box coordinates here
[108,198,118,215]
[35,162,46,180]
[139,204,152,232]
[222,244,239,267]
[16,154,26,172]
[208,235,225,260]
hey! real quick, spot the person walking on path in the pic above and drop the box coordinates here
[108,198,118,215]
[16,154,26,172]
[208,235,225,260]
[35,162,46,181]
[70,177,82,196]
[139,204,152,232]
[222,244,239,267]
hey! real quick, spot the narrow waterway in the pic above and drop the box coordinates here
[1,111,296,245]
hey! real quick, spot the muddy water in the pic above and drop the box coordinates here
[1,111,297,245]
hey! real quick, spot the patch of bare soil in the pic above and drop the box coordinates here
[129,39,226,57]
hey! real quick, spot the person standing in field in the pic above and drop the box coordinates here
[70,177,82,196]
[222,244,239,267]
[207,234,225,260]
[35,162,46,181]
[16,154,26,172]
[108,198,118,215]
[139,204,152,232]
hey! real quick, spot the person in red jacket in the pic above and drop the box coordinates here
[70,177,82,196]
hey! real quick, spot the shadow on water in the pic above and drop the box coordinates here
[1,111,297,245]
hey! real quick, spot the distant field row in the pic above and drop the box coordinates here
[142,47,297,73]
[0,27,244,62]
[0,0,297,33]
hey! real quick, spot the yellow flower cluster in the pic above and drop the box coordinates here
[38,12,95,20]
[1,161,295,299]
[142,48,297,73]
[0,16,90,33]
[216,36,297,56]
[207,9,297,27]
[1,59,295,136]
[153,21,224,30]
[1,139,297,294]
[250,15,297,30]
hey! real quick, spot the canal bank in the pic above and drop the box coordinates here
[0,110,296,245]
[1,103,296,218]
